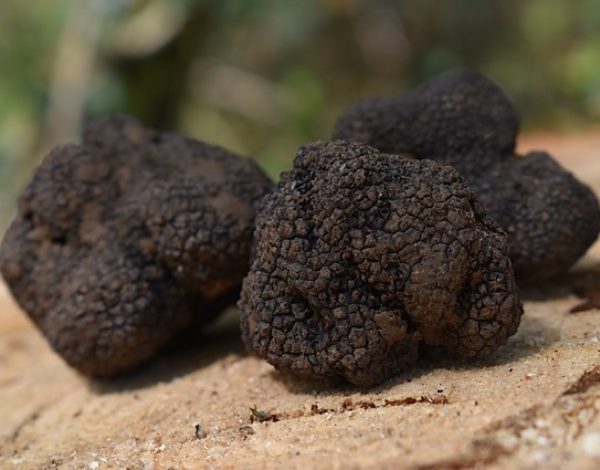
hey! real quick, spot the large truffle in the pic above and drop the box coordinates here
[239,141,522,386]
[0,116,272,376]
[332,69,600,281]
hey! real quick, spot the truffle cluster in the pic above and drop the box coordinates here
[3,70,597,388]
[239,141,522,386]
[333,69,600,281]
[0,116,272,376]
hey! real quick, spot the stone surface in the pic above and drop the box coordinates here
[1,130,600,469]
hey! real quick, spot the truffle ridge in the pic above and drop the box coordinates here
[240,141,522,386]
[332,69,600,281]
[0,115,272,376]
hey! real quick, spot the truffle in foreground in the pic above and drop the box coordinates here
[332,69,600,281]
[240,141,522,386]
[0,116,272,376]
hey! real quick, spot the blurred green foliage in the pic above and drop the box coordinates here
[1,0,600,228]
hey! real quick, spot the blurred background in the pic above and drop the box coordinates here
[2,0,600,230]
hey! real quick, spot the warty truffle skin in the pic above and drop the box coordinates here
[0,115,272,376]
[332,69,600,282]
[239,141,522,386]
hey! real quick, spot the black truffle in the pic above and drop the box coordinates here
[239,141,522,386]
[0,116,272,376]
[332,69,600,281]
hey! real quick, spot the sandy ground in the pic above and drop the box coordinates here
[1,131,600,469]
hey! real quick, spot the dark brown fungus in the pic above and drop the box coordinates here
[239,141,522,386]
[0,115,272,376]
[333,69,600,281]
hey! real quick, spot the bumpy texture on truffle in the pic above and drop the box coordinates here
[239,141,522,386]
[332,69,600,281]
[0,116,272,376]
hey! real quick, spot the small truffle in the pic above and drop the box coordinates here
[0,116,272,376]
[332,69,600,281]
[471,153,600,280]
[239,141,522,386]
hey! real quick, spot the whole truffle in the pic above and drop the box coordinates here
[0,116,272,376]
[332,69,600,281]
[239,141,522,386]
